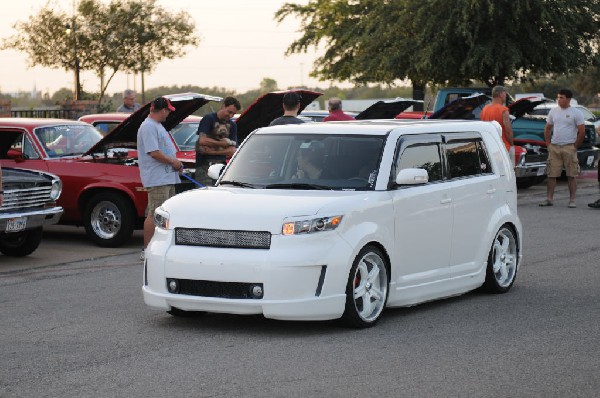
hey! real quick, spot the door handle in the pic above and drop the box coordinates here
[487,188,497,194]
[440,198,452,204]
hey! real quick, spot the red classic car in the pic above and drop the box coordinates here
[0,93,221,247]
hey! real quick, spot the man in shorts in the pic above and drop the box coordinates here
[137,97,183,256]
[539,89,585,208]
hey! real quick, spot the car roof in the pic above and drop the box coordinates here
[0,118,89,128]
[253,119,496,137]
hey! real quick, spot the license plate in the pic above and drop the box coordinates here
[6,217,27,233]
[586,155,594,166]
[536,166,546,176]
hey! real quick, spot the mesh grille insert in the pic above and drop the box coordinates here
[175,228,271,249]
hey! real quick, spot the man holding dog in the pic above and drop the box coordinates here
[194,96,241,185]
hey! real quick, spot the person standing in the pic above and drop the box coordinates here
[116,89,141,113]
[137,97,182,257]
[269,91,305,126]
[194,96,241,185]
[323,97,355,121]
[480,86,515,165]
[539,89,585,208]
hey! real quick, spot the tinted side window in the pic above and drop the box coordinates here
[397,143,443,182]
[446,139,490,178]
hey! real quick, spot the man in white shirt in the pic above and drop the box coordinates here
[539,89,585,208]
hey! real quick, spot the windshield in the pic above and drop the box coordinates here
[220,133,385,191]
[34,124,103,158]
[170,122,200,151]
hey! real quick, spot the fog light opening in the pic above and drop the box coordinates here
[167,278,179,294]
[249,284,263,299]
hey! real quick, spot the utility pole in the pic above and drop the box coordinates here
[66,0,82,101]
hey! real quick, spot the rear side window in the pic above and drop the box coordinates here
[397,142,443,182]
[446,138,492,178]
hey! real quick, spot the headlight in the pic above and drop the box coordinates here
[282,215,343,235]
[50,180,62,200]
[154,208,170,230]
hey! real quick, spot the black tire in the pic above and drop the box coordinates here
[483,225,518,293]
[341,246,389,328]
[0,227,43,257]
[83,191,135,247]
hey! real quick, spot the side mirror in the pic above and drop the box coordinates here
[207,163,225,180]
[395,168,429,185]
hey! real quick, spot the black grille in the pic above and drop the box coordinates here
[175,228,271,249]
[174,279,263,299]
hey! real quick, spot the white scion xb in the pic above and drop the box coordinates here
[143,119,522,328]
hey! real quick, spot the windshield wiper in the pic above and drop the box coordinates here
[265,183,332,190]
[219,180,256,188]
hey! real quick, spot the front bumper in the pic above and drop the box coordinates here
[0,207,63,232]
[515,162,547,178]
[143,227,353,321]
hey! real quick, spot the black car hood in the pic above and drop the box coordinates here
[429,93,490,119]
[85,93,221,155]
[236,90,322,142]
[355,98,423,120]
[509,97,553,118]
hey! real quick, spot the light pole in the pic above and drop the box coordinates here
[65,22,82,101]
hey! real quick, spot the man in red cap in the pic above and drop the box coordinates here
[137,96,182,259]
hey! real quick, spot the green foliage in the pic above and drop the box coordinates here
[2,0,199,103]
[276,0,600,88]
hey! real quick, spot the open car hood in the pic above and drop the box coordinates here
[508,97,553,119]
[85,93,221,155]
[429,93,490,119]
[236,90,322,142]
[355,98,423,120]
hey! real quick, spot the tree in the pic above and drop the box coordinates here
[3,0,199,103]
[260,78,279,93]
[276,0,600,88]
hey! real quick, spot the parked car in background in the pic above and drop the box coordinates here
[79,113,202,170]
[1,167,63,256]
[143,119,522,327]
[0,93,221,247]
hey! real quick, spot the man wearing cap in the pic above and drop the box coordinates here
[137,96,182,257]
[480,86,515,165]
[194,96,241,185]
[323,97,355,121]
[269,91,305,126]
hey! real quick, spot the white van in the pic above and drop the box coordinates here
[143,120,522,328]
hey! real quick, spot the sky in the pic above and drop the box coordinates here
[0,0,342,96]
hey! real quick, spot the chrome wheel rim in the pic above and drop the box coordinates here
[492,228,517,288]
[352,251,388,322]
[90,200,122,240]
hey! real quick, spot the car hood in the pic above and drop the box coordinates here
[429,93,490,119]
[85,93,221,155]
[162,187,371,234]
[236,90,322,143]
[509,97,553,118]
[355,98,423,120]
